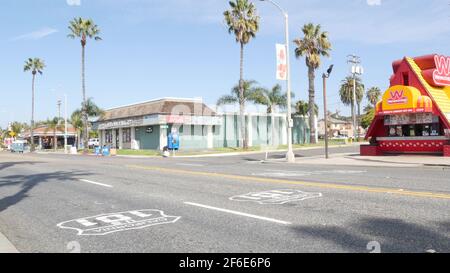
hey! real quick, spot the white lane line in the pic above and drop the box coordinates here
[176,163,205,167]
[78,179,113,188]
[184,202,291,225]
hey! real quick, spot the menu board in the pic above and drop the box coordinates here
[384,113,436,126]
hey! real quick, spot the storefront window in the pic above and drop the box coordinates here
[123,128,131,143]
[105,130,113,143]
[385,113,442,137]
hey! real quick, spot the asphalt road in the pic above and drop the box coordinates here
[0,148,449,253]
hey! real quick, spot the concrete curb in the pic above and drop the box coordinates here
[0,231,19,253]
[278,155,450,168]
[175,144,362,158]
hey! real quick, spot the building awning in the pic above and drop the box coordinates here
[375,85,433,115]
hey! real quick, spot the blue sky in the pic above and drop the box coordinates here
[1,0,449,128]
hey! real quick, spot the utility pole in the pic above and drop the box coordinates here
[347,55,363,141]
[57,99,62,125]
[64,94,68,154]
[322,65,334,159]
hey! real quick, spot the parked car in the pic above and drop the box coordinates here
[10,140,30,153]
[88,138,100,148]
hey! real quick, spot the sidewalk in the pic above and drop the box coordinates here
[0,230,18,253]
[174,143,362,158]
[289,153,450,168]
[33,143,361,159]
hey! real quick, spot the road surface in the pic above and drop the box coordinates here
[0,148,449,253]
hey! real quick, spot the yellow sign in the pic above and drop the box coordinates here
[378,85,432,115]
[8,131,16,137]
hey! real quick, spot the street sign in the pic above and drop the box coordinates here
[276,44,287,81]
[8,131,16,137]
[161,125,169,129]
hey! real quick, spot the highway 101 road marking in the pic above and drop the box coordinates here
[230,189,322,205]
[57,209,181,236]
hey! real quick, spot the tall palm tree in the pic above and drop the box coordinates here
[68,17,102,153]
[24,58,45,152]
[294,23,331,144]
[339,76,365,124]
[366,87,382,108]
[252,84,294,146]
[224,0,259,149]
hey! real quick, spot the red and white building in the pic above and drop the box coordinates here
[362,54,450,157]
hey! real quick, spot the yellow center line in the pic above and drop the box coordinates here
[127,165,450,200]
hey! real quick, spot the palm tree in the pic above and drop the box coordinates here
[84,97,105,117]
[294,23,331,144]
[71,110,83,149]
[224,0,259,149]
[68,17,102,153]
[339,76,365,126]
[366,87,382,108]
[251,84,294,146]
[44,117,64,152]
[24,58,45,152]
[217,80,261,108]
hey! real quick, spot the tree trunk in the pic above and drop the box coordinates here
[239,42,247,150]
[271,107,276,147]
[307,63,317,144]
[31,73,36,152]
[81,43,89,153]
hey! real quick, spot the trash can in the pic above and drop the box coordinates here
[168,133,180,150]
[102,146,110,156]
[94,146,101,156]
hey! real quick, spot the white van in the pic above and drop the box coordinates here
[88,138,100,148]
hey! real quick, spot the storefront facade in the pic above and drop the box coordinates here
[96,98,220,150]
[23,126,77,150]
[95,98,311,151]
[362,54,450,156]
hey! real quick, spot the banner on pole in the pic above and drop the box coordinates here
[276,44,287,81]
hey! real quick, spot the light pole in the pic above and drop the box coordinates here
[347,55,363,141]
[64,94,68,154]
[57,99,62,124]
[322,65,334,159]
[260,0,295,163]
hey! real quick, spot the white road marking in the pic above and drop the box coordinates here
[184,202,291,225]
[255,169,367,177]
[78,179,113,188]
[176,163,205,167]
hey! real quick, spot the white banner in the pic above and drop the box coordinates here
[276,44,287,81]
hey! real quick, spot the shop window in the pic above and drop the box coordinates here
[122,128,131,143]
[105,130,113,143]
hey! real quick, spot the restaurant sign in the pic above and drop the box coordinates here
[380,85,432,115]
[98,118,145,130]
[165,115,222,126]
[432,55,450,86]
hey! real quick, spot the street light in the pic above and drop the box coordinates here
[64,94,68,154]
[259,0,295,163]
[322,65,334,159]
[347,55,363,141]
